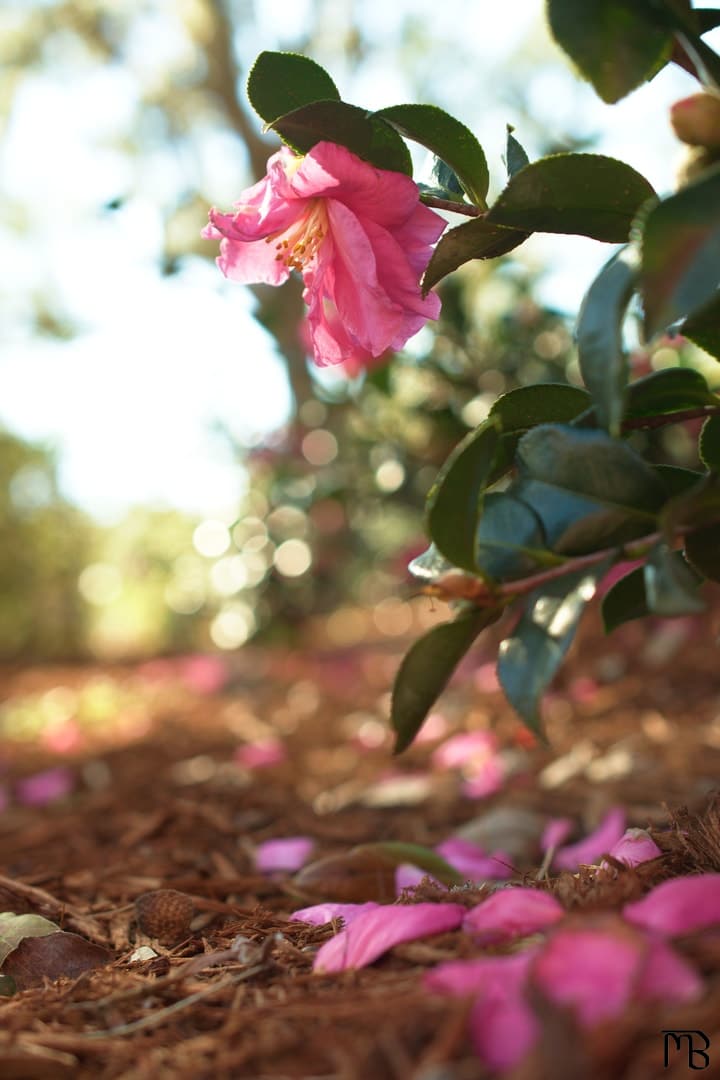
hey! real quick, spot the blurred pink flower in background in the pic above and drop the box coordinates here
[541,816,574,853]
[204,141,445,370]
[432,730,505,799]
[179,655,229,696]
[436,838,512,881]
[255,836,314,874]
[235,738,287,770]
[16,767,74,806]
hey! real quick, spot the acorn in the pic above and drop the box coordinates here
[134,889,195,945]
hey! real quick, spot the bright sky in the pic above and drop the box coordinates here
[1,1,716,520]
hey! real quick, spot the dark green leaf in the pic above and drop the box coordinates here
[391,607,501,753]
[422,217,528,293]
[505,125,530,178]
[640,164,720,337]
[698,9,720,34]
[683,292,720,360]
[475,493,559,581]
[419,157,466,201]
[514,424,667,554]
[247,52,340,124]
[487,154,656,243]
[644,544,705,615]
[546,0,672,103]
[498,564,609,733]
[488,383,591,484]
[353,843,464,886]
[654,464,705,496]
[685,522,720,582]
[426,419,501,570]
[577,245,640,435]
[269,101,413,174]
[625,367,717,418]
[661,474,720,538]
[601,565,649,632]
[700,415,720,471]
[376,104,489,207]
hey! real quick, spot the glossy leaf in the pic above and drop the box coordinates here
[353,843,464,886]
[392,607,501,753]
[422,217,527,293]
[487,154,656,243]
[644,544,705,615]
[601,566,649,632]
[487,384,591,484]
[247,51,340,124]
[683,292,720,359]
[475,493,559,582]
[685,523,720,583]
[270,100,412,174]
[546,0,672,103]
[577,245,640,435]
[498,565,609,733]
[625,368,717,419]
[426,419,501,570]
[698,9,720,34]
[640,165,720,337]
[376,103,489,207]
[654,464,705,497]
[505,125,530,178]
[419,157,466,201]
[700,415,720,471]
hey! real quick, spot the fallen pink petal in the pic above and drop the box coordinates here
[290,902,380,927]
[204,141,445,370]
[533,926,643,1027]
[313,902,465,973]
[255,837,315,874]
[541,816,574,852]
[605,828,662,868]
[395,863,439,893]
[554,807,626,870]
[623,873,720,935]
[425,950,536,998]
[460,758,505,799]
[463,887,564,943]
[431,731,498,771]
[635,936,702,1002]
[436,838,512,881]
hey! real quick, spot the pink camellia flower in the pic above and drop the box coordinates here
[255,836,314,874]
[623,873,720,935]
[313,902,465,973]
[203,141,445,370]
[554,806,626,870]
[463,887,564,944]
[604,828,662,869]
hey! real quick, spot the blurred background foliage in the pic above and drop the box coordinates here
[1,0,711,661]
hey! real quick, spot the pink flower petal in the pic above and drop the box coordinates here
[395,863,439,893]
[533,926,641,1027]
[432,731,497,771]
[623,873,720,935]
[463,887,564,944]
[541,816,574,852]
[313,902,465,973]
[255,837,314,875]
[554,807,626,870]
[290,902,380,927]
[436,838,512,881]
[635,937,702,1003]
[426,952,539,1071]
[460,759,505,799]
[605,828,662,868]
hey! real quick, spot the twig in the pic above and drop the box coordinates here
[420,195,484,217]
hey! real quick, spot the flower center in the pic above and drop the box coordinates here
[266,201,328,273]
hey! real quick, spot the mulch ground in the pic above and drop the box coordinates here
[2,601,720,1079]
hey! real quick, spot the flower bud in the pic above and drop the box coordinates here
[670,92,720,148]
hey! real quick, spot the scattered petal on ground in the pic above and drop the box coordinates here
[255,837,314,874]
[436,838,513,881]
[235,739,287,769]
[554,807,626,870]
[290,902,380,927]
[605,828,662,868]
[635,936,702,1001]
[313,902,465,973]
[623,873,720,935]
[395,863,439,893]
[463,887,564,943]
